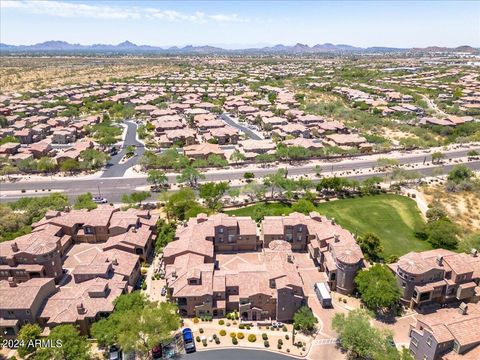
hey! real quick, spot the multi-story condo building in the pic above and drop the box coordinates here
[388,249,480,308]
[163,213,305,321]
[408,302,480,360]
[163,212,364,321]
[0,205,158,337]
[263,212,364,294]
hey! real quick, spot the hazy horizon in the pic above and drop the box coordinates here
[1,1,479,48]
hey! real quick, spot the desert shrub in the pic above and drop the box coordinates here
[230,332,236,338]
[199,328,204,334]
[264,340,270,347]
[219,330,226,336]
[232,337,238,345]
[285,334,289,340]
[218,319,225,325]
[202,339,207,347]
[262,333,268,340]
[282,325,287,332]
[248,334,257,342]
[195,336,201,342]
[239,324,245,329]
[215,338,220,344]
[237,332,244,339]
[193,317,200,324]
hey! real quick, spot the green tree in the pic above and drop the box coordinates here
[230,150,246,164]
[37,157,57,173]
[355,264,401,312]
[121,191,150,205]
[447,164,473,183]
[332,310,395,360]
[243,172,255,182]
[17,323,42,358]
[357,233,384,260]
[292,199,316,214]
[60,159,81,173]
[164,188,205,221]
[431,152,445,164]
[293,306,318,333]
[155,220,177,253]
[34,325,91,360]
[176,166,205,188]
[199,182,230,210]
[79,149,109,169]
[147,169,168,188]
[74,192,97,210]
[426,219,459,249]
[115,302,181,359]
[467,150,479,159]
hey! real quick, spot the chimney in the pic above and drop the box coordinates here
[471,248,478,257]
[132,228,137,233]
[287,254,293,263]
[77,303,86,314]
[331,218,336,225]
[8,277,17,287]
[334,234,340,243]
[459,302,468,315]
[436,255,443,266]
[11,242,19,252]
[112,257,118,266]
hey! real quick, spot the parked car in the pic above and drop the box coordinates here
[109,345,122,360]
[92,196,108,204]
[182,328,196,353]
[271,322,284,328]
[151,345,162,359]
[110,147,118,156]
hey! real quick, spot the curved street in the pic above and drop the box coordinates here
[188,349,296,360]
[101,120,145,178]
[0,147,479,202]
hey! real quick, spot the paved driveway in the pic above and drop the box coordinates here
[220,113,263,140]
[101,120,145,178]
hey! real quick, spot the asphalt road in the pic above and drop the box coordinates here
[101,120,145,178]
[220,113,262,140]
[186,349,296,360]
[1,147,479,203]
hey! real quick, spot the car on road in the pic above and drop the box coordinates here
[108,345,122,360]
[109,147,118,156]
[182,328,196,353]
[92,196,108,204]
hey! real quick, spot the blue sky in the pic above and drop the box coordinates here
[1,1,479,48]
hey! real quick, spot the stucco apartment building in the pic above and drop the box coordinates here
[163,212,364,321]
[388,249,480,309]
[262,212,365,295]
[408,302,480,360]
[0,206,158,337]
[162,213,305,322]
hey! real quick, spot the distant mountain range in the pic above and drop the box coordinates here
[0,40,478,55]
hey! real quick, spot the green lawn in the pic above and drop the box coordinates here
[226,194,432,259]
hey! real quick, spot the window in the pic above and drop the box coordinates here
[84,226,94,235]
[423,355,428,360]
[411,337,418,347]
[426,336,432,346]
[402,282,406,288]
[219,228,224,234]
[7,310,14,317]
[26,310,31,315]
[298,227,303,233]
[297,235,302,241]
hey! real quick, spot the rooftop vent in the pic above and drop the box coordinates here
[8,277,17,287]
[436,255,443,266]
[112,257,118,266]
[459,302,468,315]
[77,303,86,314]
[331,218,336,225]
[471,249,478,257]
[11,242,19,252]
[334,234,340,243]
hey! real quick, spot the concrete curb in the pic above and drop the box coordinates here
[196,345,306,358]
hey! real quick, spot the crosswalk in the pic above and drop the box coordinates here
[312,338,339,346]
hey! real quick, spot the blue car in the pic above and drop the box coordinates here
[182,328,196,353]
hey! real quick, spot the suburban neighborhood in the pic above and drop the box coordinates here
[1,1,480,360]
